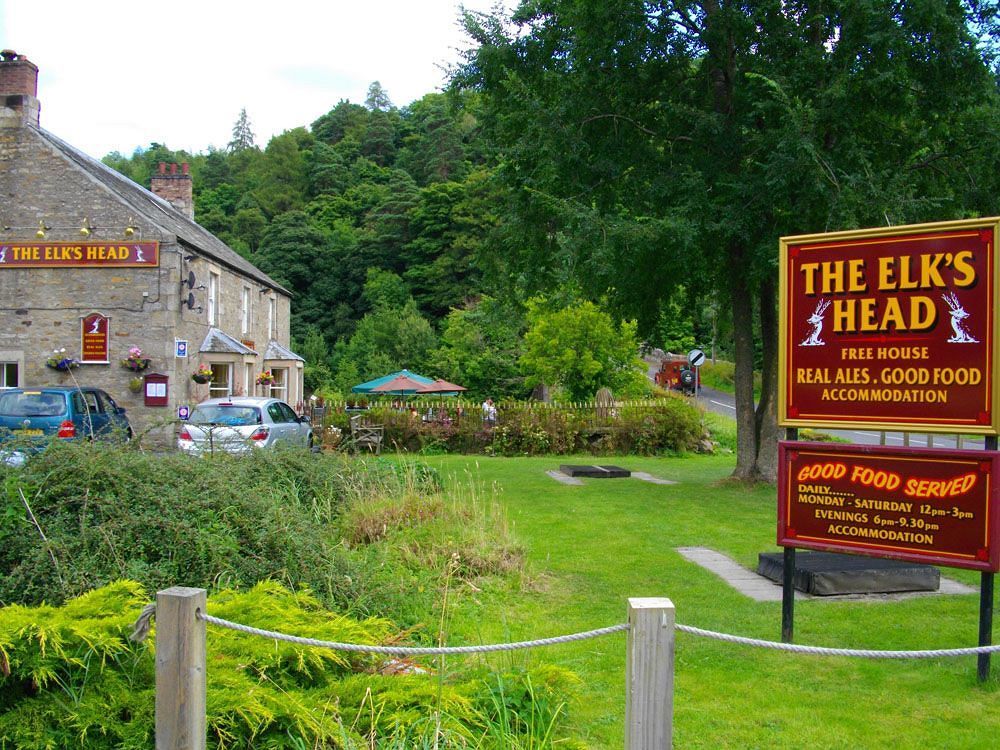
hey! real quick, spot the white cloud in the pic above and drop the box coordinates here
[0,0,509,158]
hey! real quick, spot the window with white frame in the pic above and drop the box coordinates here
[209,363,232,397]
[241,286,251,334]
[0,362,18,389]
[269,367,288,401]
[244,363,253,397]
[268,296,276,338]
[208,272,220,325]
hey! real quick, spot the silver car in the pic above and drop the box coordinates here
[177,397,313,455]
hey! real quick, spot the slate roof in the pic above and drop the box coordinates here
[34,127,290,296]
[264,340,304,361]
[199,328,258,356]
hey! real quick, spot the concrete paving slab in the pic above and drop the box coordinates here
[546,470,583,486]
[631,471,677,485]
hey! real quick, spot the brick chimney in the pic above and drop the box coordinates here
[0,50,41,128]
[150,162,194,220]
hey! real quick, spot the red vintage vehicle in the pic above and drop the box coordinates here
[654,355,699,395]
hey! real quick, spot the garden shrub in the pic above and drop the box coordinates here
[326,394,703,456]
[0,582,579,749]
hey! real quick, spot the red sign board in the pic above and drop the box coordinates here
[0,241,159,267]
[779,218,999,433]
[81,313,110,363]
[778,442,1000,572]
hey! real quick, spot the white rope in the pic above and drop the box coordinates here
[138,610,1000,660]
[676,624,1000,658]
[197,613,629,655]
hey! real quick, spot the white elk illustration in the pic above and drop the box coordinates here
[942,291,979,343]
[800,299,831,346]
[0,247,7,263]
[133,245,145,263]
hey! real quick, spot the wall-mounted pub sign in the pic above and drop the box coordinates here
[80,313,109,363]
[779,218,999,434]
[0,241,159,268]
[779,442,1000,572]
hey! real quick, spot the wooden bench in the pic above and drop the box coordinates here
[349,415,384,454]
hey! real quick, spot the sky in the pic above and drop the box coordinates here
[0,0,512,160]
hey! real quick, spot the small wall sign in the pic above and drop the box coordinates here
[177,405,190,420]
[80,313,110,363]
[175,339,188,358]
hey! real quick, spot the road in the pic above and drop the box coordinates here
[695,385,985,450]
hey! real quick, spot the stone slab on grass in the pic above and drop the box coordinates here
[677,546,975,602]
[560,464,631,478]
[757,550,940,596]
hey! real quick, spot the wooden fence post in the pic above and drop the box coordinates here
[626,597,675,749]
[156,587,207,750]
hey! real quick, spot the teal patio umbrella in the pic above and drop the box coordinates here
[351,369,434,394]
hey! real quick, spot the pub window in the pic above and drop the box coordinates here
[208,272,220,326]
[0,362,19,389]
[209,363,232,398]
[244,363,253,397]
[267,296,276,338]
[241,286,251,335]
[269,367,288,401]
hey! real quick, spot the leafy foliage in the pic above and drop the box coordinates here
[0,581,577,749]
[520,297,648,401]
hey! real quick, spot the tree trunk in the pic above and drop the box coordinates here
[730,250,760,480]
[755,274,779,482]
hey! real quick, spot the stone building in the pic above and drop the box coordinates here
[0,50,304,442]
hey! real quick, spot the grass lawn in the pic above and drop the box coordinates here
[417,452,998,749]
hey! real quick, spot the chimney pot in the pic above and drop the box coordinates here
[158,162,166,174]
[182,162,190,175]
[170,163,177,175]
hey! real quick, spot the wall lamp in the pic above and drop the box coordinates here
[124,216,137,238]
[36,220,50,239]
[259,286,271,295]
[79,217,94,237]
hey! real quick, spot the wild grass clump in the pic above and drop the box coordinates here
[0,442,436,617]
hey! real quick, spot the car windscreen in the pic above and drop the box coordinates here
[189,405,261,426]
[0,392,66,417]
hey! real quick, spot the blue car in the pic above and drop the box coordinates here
[0,387,132,463]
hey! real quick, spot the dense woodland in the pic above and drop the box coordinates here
[104,1,1000,479]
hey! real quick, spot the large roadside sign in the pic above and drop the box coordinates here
[779,218,1000,434]
[778,442,1000,572]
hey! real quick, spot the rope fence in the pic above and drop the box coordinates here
[194,610,1000,660]
[148,588,997,750]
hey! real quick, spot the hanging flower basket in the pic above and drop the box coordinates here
[255,370,275,386]
[128,377,143,393]
[45,349,79,371]
[192,364,213,384]
[122,358,151,372]
[121,346,151,372]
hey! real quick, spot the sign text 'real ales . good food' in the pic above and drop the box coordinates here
[779,218,999,433]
